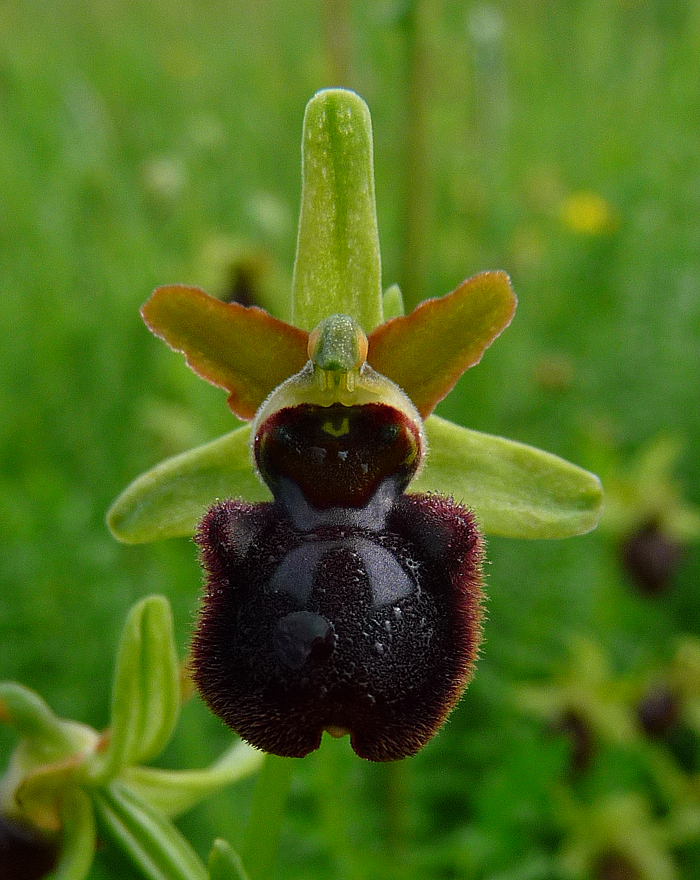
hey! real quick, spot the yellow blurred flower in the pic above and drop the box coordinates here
[560,191,617,235]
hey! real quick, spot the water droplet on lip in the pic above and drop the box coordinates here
[273,611,336,669]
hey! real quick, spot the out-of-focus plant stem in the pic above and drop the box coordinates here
[321,0,353,88]
[400,0,436,312]
[317,738,362,880]
[384,761,409,858]
[240,754,295,880]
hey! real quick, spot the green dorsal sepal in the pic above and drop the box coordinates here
[291,89,383,333]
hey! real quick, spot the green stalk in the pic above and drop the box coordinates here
[317,737,362,880]
[240,754,295,880]
[384,761,409,858]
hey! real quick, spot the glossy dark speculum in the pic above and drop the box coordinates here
[192,401,484,761]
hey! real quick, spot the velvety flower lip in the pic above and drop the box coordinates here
[193,490,484,761]
[106,88,604,762]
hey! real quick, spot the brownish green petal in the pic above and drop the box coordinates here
[368,271,516,417]
[141,285,309,420]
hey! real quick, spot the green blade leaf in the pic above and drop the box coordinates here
[93,781,208,880]
[141,286,309,420]
[89,596,180,781]
[292,89,383,332]
[413,415,603,538]
[107,424,270,544]
[368,272,517,417]
[52,789,96,880]
[120,741,263,818]
[208,839,251,880]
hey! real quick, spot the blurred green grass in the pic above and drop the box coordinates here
[1,1,699,878]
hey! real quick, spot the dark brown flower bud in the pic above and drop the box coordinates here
[637,683,679,739]
[191,400,484,761]
[593,851,642,880]
[0,816,59,880]
[553,709,594,775]
[621,521,681,595]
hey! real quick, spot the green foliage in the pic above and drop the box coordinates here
[0,596,262,880]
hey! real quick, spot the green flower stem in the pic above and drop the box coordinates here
[384,761,409,858]
[316,738,361,880]
[240,754,295,880]
[291,89,383,332]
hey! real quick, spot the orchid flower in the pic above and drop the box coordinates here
[107,89,603,762]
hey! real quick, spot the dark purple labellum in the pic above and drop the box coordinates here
[0,816,59,880]
[192,401,484,761]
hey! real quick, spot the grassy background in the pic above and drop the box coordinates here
[1,1,700,877]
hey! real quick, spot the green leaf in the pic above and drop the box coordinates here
[292,89,383,332]
[120,741,263,818]
[368,271,517,417]
[89,597,180,780]
[412,415,603,538]
[208,839,251,880]
[107,423,270,544]
[51,789,96,880]
[93,781,208,880]
[141,286,309,420]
